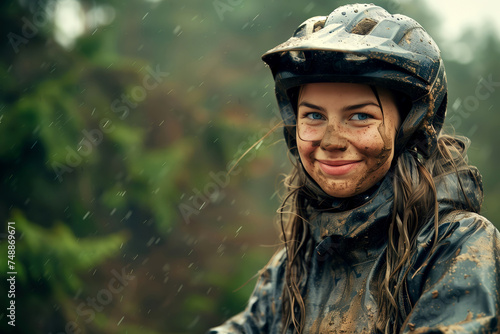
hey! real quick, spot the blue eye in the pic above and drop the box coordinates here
[306,112,324,120]
[351,113,370,121]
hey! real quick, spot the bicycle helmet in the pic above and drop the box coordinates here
[262,3,447,158]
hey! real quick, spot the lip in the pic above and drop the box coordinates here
[317,159,361,176]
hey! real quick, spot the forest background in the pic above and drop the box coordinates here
[1,0,500,333]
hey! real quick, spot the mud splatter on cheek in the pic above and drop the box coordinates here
[373,123,393,169]
[354,123,393,192]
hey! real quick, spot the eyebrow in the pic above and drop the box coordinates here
[298,100,381,112]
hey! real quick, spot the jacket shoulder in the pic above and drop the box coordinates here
[401,211,500,333]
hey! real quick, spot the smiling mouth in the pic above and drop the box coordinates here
[317,160,361,176]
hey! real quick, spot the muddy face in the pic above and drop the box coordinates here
[296,83,400,198]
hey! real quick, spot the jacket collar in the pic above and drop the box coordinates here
[303,159,484,262]
[435,166,483,214]
[306,175,393,241]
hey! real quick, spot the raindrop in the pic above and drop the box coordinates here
[188,316,200,329]
[341,11,346,15]
[173,25,182,35]
[73,288,83,300]
[304,3,314,13]
[117,316,124,326]
[147,237,155,247]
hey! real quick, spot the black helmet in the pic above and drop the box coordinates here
[262,3,447,158]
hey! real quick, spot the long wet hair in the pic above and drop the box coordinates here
[277,89,479,333]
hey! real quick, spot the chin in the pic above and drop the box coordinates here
[322,185,361,199]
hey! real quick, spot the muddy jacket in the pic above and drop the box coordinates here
[208,168,500,333]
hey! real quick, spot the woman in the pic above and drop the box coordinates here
[208,4,500,333]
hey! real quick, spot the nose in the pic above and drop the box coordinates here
[320,124,348,151]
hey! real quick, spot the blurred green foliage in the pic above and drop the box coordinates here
[1,0,499,333]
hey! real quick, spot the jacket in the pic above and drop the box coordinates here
[208,167,500,333]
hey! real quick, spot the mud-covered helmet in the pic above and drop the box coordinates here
[262,3,447,158]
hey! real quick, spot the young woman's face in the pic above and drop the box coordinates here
[296,82,401,198]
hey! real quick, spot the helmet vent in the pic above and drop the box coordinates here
[351,18,377,35]
[313,19,326,32]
